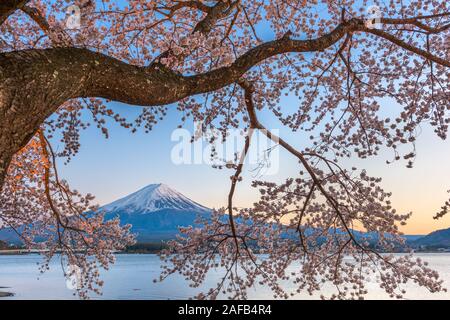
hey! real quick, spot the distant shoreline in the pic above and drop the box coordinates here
[2,240,450,255]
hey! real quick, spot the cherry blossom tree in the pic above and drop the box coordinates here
[0,0,449,299]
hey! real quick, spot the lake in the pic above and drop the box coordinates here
[0,253,449,300]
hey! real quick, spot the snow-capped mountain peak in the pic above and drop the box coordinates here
[100,183,210,214]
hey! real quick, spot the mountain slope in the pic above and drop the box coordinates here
[413,227,450,247]
[101,183,211,241]
[102,183,210,214]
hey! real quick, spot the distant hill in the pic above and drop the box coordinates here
[412,227,450,248]
[0,229,22,245]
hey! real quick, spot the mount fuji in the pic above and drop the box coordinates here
[101,183,211,241]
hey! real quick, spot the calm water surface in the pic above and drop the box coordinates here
[0,253,449,300]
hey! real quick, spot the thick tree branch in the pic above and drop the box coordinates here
[0,16,449,188]
[0,19,363,106]
[2,17,446,110]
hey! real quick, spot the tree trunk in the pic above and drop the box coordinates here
[0,50,65,189]
[0,84,41,190]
